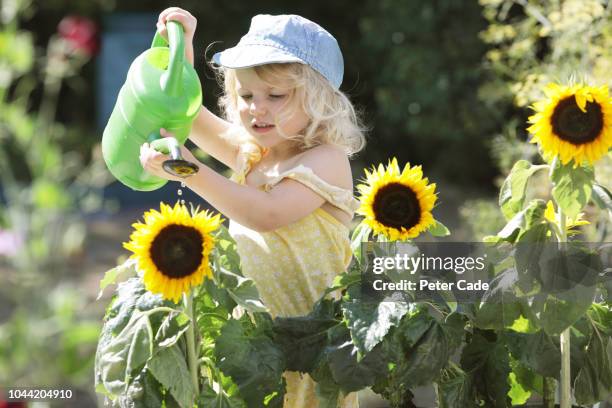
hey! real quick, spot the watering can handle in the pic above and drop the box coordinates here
[151,21,184,97]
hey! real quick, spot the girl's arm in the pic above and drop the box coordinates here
[188,107,240,171]
[141,140,349,232]
[184,163,329,231]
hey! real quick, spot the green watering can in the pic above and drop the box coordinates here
[102,21,202,191]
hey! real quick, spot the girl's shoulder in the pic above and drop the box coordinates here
[291,144,353,190]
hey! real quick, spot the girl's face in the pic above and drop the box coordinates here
[235,68,310,149]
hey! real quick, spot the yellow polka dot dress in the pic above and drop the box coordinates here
[229,149,360,408]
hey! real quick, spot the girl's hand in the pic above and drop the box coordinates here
[140,128,200,182]
[157,7,196,64]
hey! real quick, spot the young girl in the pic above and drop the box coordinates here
[141,7,365,407]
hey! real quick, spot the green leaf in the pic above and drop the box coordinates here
[429,220,451,237]
[391,316,456,389]
[273,298,339,372]
[550,160,594,220]
[499,160,545,220]
[587,303,612,336]
[198,383,248,408]
[97,309,155,395]
[147,344,196,408]
[342,299,409,355]
[215,267,267,313]
[226,280,267,313]
[507,372,531,405]
[215,315,286,407]
[460,330,511,407]
[95,278,175,399]
[115,369,165,408]
[475,267,532,330]
[154,311,190,348]
[311,361,341,408]
[323,267,362,298]
[474,301,522,331]
[504,331,560,378]
[350,222,372,262]
[574,331,612,404]
[536,292,595,336]
[508,357,543,396]
[495,199,546,243]
[591,183,612,211]
[325,324,388,393]
[214,225,242,273]
[97,258,138,300]
[436,363,476,408]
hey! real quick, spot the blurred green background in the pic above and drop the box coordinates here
[0,0,610,406]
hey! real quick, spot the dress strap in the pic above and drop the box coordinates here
[231,143,268,184]
[264,164,360,216]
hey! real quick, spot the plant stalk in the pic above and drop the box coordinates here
[542,377,556,408]
[184,291,200,397]
[556,205,571,408]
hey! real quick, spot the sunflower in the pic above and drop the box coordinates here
[357,158,437,241]
[123,202,222,303]
[527,83,612,166]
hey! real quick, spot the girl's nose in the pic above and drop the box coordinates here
[249,101,266,116]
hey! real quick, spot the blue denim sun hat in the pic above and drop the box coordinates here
[212,14,344,90]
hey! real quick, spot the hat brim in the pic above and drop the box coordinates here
[212,44,305,69]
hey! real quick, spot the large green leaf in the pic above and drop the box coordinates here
[97,258,138,300]
[499,160,545,220]
[214,266,267,313]
[574,331,612,404]
[491,199,546,243]
[504,331,560,378]
[536,243,601,295]
[148,344,196,408]
[474,301,521,331]
[342,299,409,356]
[460,330,511,407]
[325,324,388,393]
[311,360,341,408]
[550,159,594,220]
[436,363,476,408]
[215,315,286,407]
[533,290,596,336]
[508,357,543,396]
[273,298,339,372]
[114,369,165,408]
[214,225,242,273]
[95,278,175,398]
[399,323,450,385]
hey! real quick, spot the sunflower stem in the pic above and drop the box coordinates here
[542,377,556,407]
[555,204,571,408]
[184,291,200,397]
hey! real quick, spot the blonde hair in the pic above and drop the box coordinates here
[215,63,366,156]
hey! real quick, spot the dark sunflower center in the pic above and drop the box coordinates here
[551,96,603,145]
[150,225,204,278]
[372,182,421,230]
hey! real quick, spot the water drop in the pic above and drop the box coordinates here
[180,182,186,188]
[177,189,182,196]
